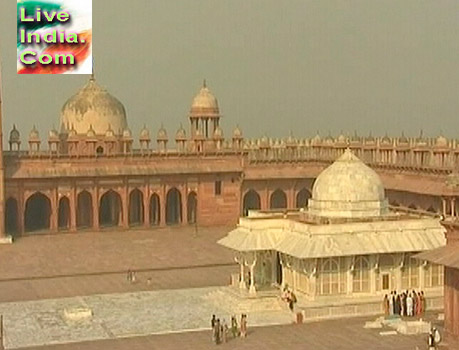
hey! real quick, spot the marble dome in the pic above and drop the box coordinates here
[60,78,127,136]
[308,149,389,218]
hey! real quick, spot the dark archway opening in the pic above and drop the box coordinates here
[99,190,122,227]
[242,189,261,216]
[24,192,51,232]
[187,192,197,224]
[5,197,19,236]
[58,197,70,230]
[96,146,104,156]
[270,189,287,209]
[296,188,311,208]
[77,191,93,229]
[129,189,144,226]
[166,188,182,225]
[150,194,160,226]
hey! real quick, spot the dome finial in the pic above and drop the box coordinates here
[203,79,207,88]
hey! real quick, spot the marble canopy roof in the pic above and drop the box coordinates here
[218,213,446,259]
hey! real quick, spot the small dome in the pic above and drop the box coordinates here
[399,132,409,144]
[122,128,132,139]
[213,126,224,139]
[175,124,187,141]
[436,135,448,148]
[29,125,40,140]
[260,135,269,148]
[311,133,321,144]
[336,133,346,143]
[68,125,77,138]
[416,130,427,146]
[308,149,388,218]
[381,134,391,145]
[9,125,20,142]
[48,127,59,140]
[105,125,115,138]
[60,78,127,136]
[189,80,220,117]
[139,125,150,140]
[365,133,375,143]
[86,125,96,138]
[157,125,168,141]
[286,132,297,146]
[233,125,243,139]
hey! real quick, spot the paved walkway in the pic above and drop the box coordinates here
[0,227,237,302]
[0,286,294,349]
[19,315,459,350]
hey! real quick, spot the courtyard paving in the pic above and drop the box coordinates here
[19,314,459,350]
[0,286,294,349]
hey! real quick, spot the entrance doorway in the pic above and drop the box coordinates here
[381,273,390,291]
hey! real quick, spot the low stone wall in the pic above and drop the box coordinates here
[299,295,443,322]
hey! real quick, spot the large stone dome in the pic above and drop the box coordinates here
[308,149,388,218]
[60,78,128,136]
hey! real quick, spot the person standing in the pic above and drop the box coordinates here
[231,316,238,338]
[240,314,247,338]
[221,319,228,343]
[406,293,413,317]
[388,292,394,315]
[211,315,217,343]
[395,293,401,315]
[215,319,221,344]
[383,295,389,315]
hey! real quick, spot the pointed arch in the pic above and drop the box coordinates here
[5,197,18,235]
[77,190,93,229]
[243,189,261,216]
[187,192,197,224]
[24,192,51,232]
[296,188,311,208]
[99,190,122,227]
[58,196,70,230]
[150,193,160,226]
[128,189,144,226]
[270,189,287,209]
[166,188,182,225]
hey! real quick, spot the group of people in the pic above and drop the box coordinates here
[280,287,297,312]
[210,314,247,345]
[383,290,426,317]
[126,269,137,283]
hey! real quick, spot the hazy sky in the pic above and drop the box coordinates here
[1,0,459,141]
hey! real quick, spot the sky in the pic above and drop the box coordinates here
[1,0,459,141]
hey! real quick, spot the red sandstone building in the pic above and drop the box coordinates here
[1,75,459,239]
[416,221,459,338]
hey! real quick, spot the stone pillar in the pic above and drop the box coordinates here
[181,186,187,225]
[122,186,129,229]
[93,188,99,231]
[50,190,58,232]
[288,187,295,209]
[451,198,456,218]
[235,255,246,289]
[442,198,447,217]
[370,255,377,294]
[143,187,150,228]
[245,252,257,295]
[160,185,166,227]
[70,186,77,231]
[18,185,24,235]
